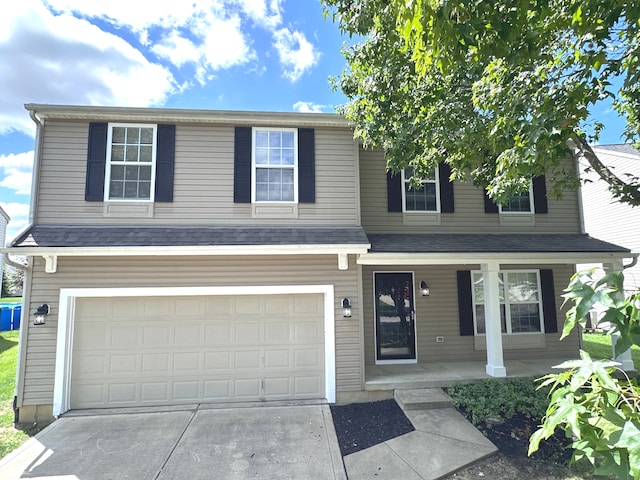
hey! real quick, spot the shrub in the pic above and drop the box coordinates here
[446,377,550,425]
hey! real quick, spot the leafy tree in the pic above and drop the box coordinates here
[322,0,640,205]
[529,270,640,479]
[2,264,24,298]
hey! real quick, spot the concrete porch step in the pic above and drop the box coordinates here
[394,388,453,412]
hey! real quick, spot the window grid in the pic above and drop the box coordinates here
[500,187,533,213]
[402,166,439,212]
[106,124,156,201]
[472,270,543,335]
[253,129,297,202]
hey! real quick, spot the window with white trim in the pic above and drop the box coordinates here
[105,124,157,201]
[402,165,440,212]
[472,270,543,334]
[253,128,297,202]
[500,185,534,213]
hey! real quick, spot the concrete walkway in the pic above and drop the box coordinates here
[343,389,498,479]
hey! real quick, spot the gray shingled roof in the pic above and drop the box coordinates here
[11,225,370,248]
[594,144,640,157]
[367,233,630,253]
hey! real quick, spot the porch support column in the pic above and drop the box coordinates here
[603,260,635,371]
[482,262,506,377]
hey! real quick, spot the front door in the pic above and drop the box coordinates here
[374,272,416,361]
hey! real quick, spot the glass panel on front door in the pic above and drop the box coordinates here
[375,272,416,361]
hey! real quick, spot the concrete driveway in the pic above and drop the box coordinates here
[0,402,346,479]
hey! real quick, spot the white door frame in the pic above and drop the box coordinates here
[53,284,336,416]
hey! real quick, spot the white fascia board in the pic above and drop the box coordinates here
[24,104,348,128]
[2,243,371,257]
[357,251,637,266]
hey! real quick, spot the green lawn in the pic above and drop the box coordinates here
[582,332,640,370]
[0,330,40,459]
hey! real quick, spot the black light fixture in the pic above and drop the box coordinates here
[33,304,50,325]
[420,281,430,297]
[342,298,352,318]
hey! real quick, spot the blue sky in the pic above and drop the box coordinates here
[0,0,630,242]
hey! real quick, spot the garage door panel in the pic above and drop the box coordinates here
[294,322,322,342]
[110,354,138,374]
[174,352,201,372]
[204,352,230,370]
[71,294,325,409]
[205,324,232,344]
[265,349,290,368]
[109,383,137,403]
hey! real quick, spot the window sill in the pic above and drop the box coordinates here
[499,213,535,226]
[252,203,299,219]
[103,202,154,218]
[402,212,441,226]
[474,333,546,350]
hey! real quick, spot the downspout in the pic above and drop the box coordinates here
[574,151,586,235]
[9,107,43,424]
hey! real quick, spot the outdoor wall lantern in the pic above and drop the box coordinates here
[420,281,430,297]
[342,298,352,318]
[33,304,49,325]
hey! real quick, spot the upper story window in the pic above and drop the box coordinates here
[471,270,543,334]
[105,124,157,201]
[499,185,534,213]
[402,166,440,212]
[253,128,297,202]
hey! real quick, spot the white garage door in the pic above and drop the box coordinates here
[70,293,325,409]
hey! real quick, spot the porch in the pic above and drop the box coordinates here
[365,357,572,391]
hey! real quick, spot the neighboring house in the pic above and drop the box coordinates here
[0,205,10,294]
[3,104,634,424]
[578,144,640,294]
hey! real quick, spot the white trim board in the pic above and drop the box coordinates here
[53,284,336,416]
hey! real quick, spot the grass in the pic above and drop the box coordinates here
[583,331,640,370]
[0,330,40,459]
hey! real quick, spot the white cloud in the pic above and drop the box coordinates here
[0,151,34,195]
[1,202,31,243]
[273,28,320,82]
[236,0,283,28]
[0,0,176,136]
[293,101,327,113]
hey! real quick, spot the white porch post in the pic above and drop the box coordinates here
[482,262,506,377]
[603,260,635,371]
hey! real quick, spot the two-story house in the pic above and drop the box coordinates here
[4,104,634,424]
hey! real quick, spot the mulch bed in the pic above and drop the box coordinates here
[330,399,415,457]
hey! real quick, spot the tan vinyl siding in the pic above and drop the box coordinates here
[36,121,358,226]
[360,147,582,234]
[362,264,579,365]
[20,254,362,406]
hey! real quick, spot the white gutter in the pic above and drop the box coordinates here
[575,152,586,234]
[1,243,371,274]
[23,103,349,128]
[357,251,638,266]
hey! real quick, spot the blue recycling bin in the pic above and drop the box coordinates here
[0,304,21,331]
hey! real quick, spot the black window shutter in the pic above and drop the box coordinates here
[533,175,548,213]
[234,127,252,203]
[438,162,455,213]
[298,128,315,203]
[155,124,175,202]
[457,270,475,336]
[387,171,402,212]
[85,123,108,201]
[540,269,558,333]
[484,191,499,213]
